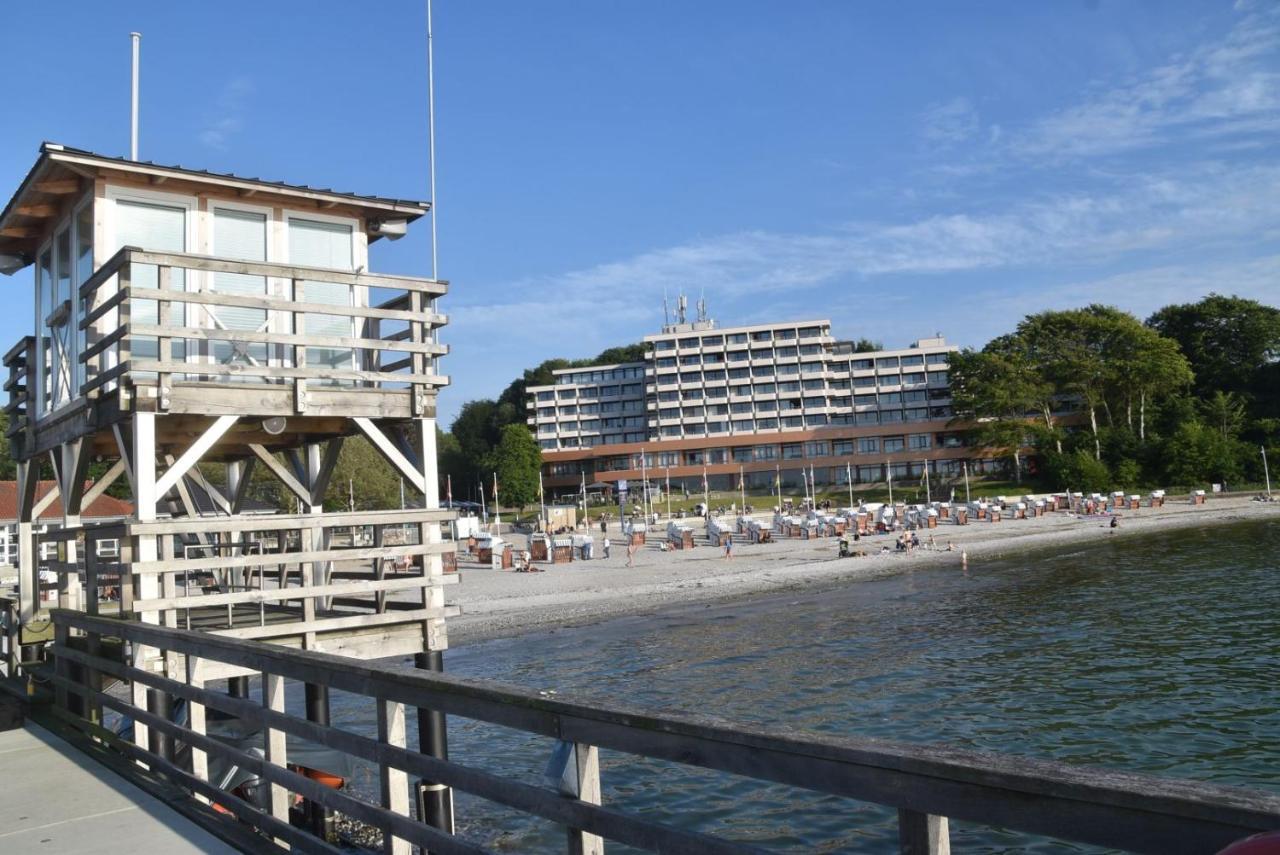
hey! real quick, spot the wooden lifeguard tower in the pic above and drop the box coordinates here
[0,142,456,756]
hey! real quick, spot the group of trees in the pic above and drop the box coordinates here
[439,343,647,509]
[950,295,1280,492]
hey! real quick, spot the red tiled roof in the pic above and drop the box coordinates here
[0,481,134,522]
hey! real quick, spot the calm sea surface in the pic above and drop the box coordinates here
[334,519,1280,852]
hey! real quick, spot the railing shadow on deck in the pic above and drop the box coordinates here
[46,610,1280,855]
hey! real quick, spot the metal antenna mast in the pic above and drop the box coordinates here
[427,0,439,279]
[130,32,141,160]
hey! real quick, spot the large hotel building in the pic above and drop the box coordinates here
[528,316,993,497]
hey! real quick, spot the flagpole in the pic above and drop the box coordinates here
[887,460,893,505]
[810,464,816,507]
[963,460,971,504]
[479,479,487,525]
[538,469,546,532]
[665,466,671,519]
[739,464,746,513]
[702,463,710,528]
[492,471,500,531]
[775,464,782,512]
[846,461,854,510]
[1263,445,1272,498]
[581,472,588,531]
[641,448,649,521]
[924,460,931,504]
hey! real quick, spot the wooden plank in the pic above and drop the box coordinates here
[33,178,81,194]
[354,418,427,493]
[130,358,446,387]
[124,249,447,294]
[126,286,446,326]
[378,699,411,855]
[79,287,128,329]
[128,322,448,356]
[210,607,450,641]
[248,443,310,504]
[126,505,455,536]
[132,573,437,613]
[263,673,290,833]
[567,744,604,855]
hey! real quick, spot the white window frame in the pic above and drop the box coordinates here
[282,210,364,372]
[207,200,283,368]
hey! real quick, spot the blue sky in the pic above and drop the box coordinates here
[3,1,1279,426]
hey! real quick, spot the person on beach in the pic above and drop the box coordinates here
[626,542,639,568]
[1110,516,1119,530]
[927,534,936,550]
[603,537,611,559]
[946,540,955,551]
[724,537,733,560]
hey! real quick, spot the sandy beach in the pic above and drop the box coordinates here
[442,496,1280,645]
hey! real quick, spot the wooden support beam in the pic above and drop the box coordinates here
[153,415,239,500]
[309,438,343,507]
[31,477,61,519]
[226,458,258,515]
[113,423,137,502]
[0,226,39,239]
[354,418,426,494]
[81,460,127,511]
[249,443,310,504]
[899,810,950,855]
[33,178,81,195]
[14,203,58,218]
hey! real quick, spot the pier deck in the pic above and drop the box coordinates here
[0,722,237,854]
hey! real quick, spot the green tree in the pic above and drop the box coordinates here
[1147,294,1280,401]
[491,423,541,510]
[1201,390,1248,440]
[948,342,1053,481]
[849,338,883,353]
[325,437,402,512]
[1107,322,1194,441]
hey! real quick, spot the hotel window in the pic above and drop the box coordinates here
[579,387,600,398]
[779,381,802,393]
[580,419,599,431]
[833,439,854,455]
[751,348,772,360]
[654,339,675,351]
[876,356,899,369]
[683,406,704,417]
[903,372,926,386]
[858,464,883,481]
[538,407,554,418]
[656,357,676,368]
[775,346,798,358]
[858,437,879,454]
[776,329,797,340]
[562,421,579,432]
[757,399,777,412]
[686,423,706,435]
[680,371,701,383]
[905,408,929,421]
[706,448,728,464]
[751,330,773,342]
[909,434,932,450]
[799,327,822,338]
[879,374,901,386]
[680,355,701,366]
[559,405,577,415]
[803,396,826,408]
[756,417,778,430]
[621,383,642,394]
[831,396,852,408]
[801,362,824,375]
[805,441,830,458]
[729,367,750,379]
[703,369,726,380]
[601,385,620,396]
[728,349,749,362]
[856,412,880,426]
[704,353,725,365]
[778,363,799,375]
[733,419,755,431]
[624,415,645,427]
[728,333,749,344]
[927,353,949,365]
[799,344,823,356]
[558,388,577,399]
[709,403,729,415]
[659,408,678,419]
[782,416,803,428]
[904,390,928,403]
[707,421,728,434]
[731,401,753,414]
[884,437,906,453]
[706,386,728,398]
[941,434,964,448]
[754,382,776,395]
[753,445,778,460]
[661,426,681,437]
[803,379,825,390]
[829,378,851,390]
[879,392,902,405]
[678,337,699,348]
[702,335,723,346]
[731,384,751,396]
[853,376,876,388]
[780,398,802,411]
[538,424,556,435]
[782,443,803,459]
[540,439,557,449]
[901,355,925,367]
[658,391,678,402]
[537,391,554,401]
[851,358,874,371]
[681,388,704,400]
[752,365,775,377]
[882,410,903,423]
[928,371,949,385]
[930,406,953,419]
[805,414,829,427]
[732,446,752,462]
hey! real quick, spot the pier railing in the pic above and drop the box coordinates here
[47,610,1280,855]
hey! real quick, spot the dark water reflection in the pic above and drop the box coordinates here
[338,520,1279,852]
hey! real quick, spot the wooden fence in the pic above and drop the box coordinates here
[47,610,1280,855]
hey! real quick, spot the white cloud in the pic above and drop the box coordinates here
[1009,5,1280,160]
[198,77,254,150]
[919,97,981,146]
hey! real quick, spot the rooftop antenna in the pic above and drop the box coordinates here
[676,293,687,325]
[663,287,670,327]
[697,287,707,323]
[426,1,439,279]
[130,32,141,160]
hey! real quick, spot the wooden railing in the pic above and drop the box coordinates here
[39,509,457,643]
[3,335,34,450]
[47,610,1280,855]
[75,246,449,412]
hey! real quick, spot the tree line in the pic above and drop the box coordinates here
[949,294,1280,492]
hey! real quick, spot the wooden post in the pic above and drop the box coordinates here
[263,672,290,843]
[566,743,604,855]
[379,698,411,855]
[186,657,208,796]
[898,809,950,855]
[131,412,159,757]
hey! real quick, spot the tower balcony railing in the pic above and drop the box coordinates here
[57,246,449,415]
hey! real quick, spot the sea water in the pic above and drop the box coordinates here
[332,519,1279,852]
